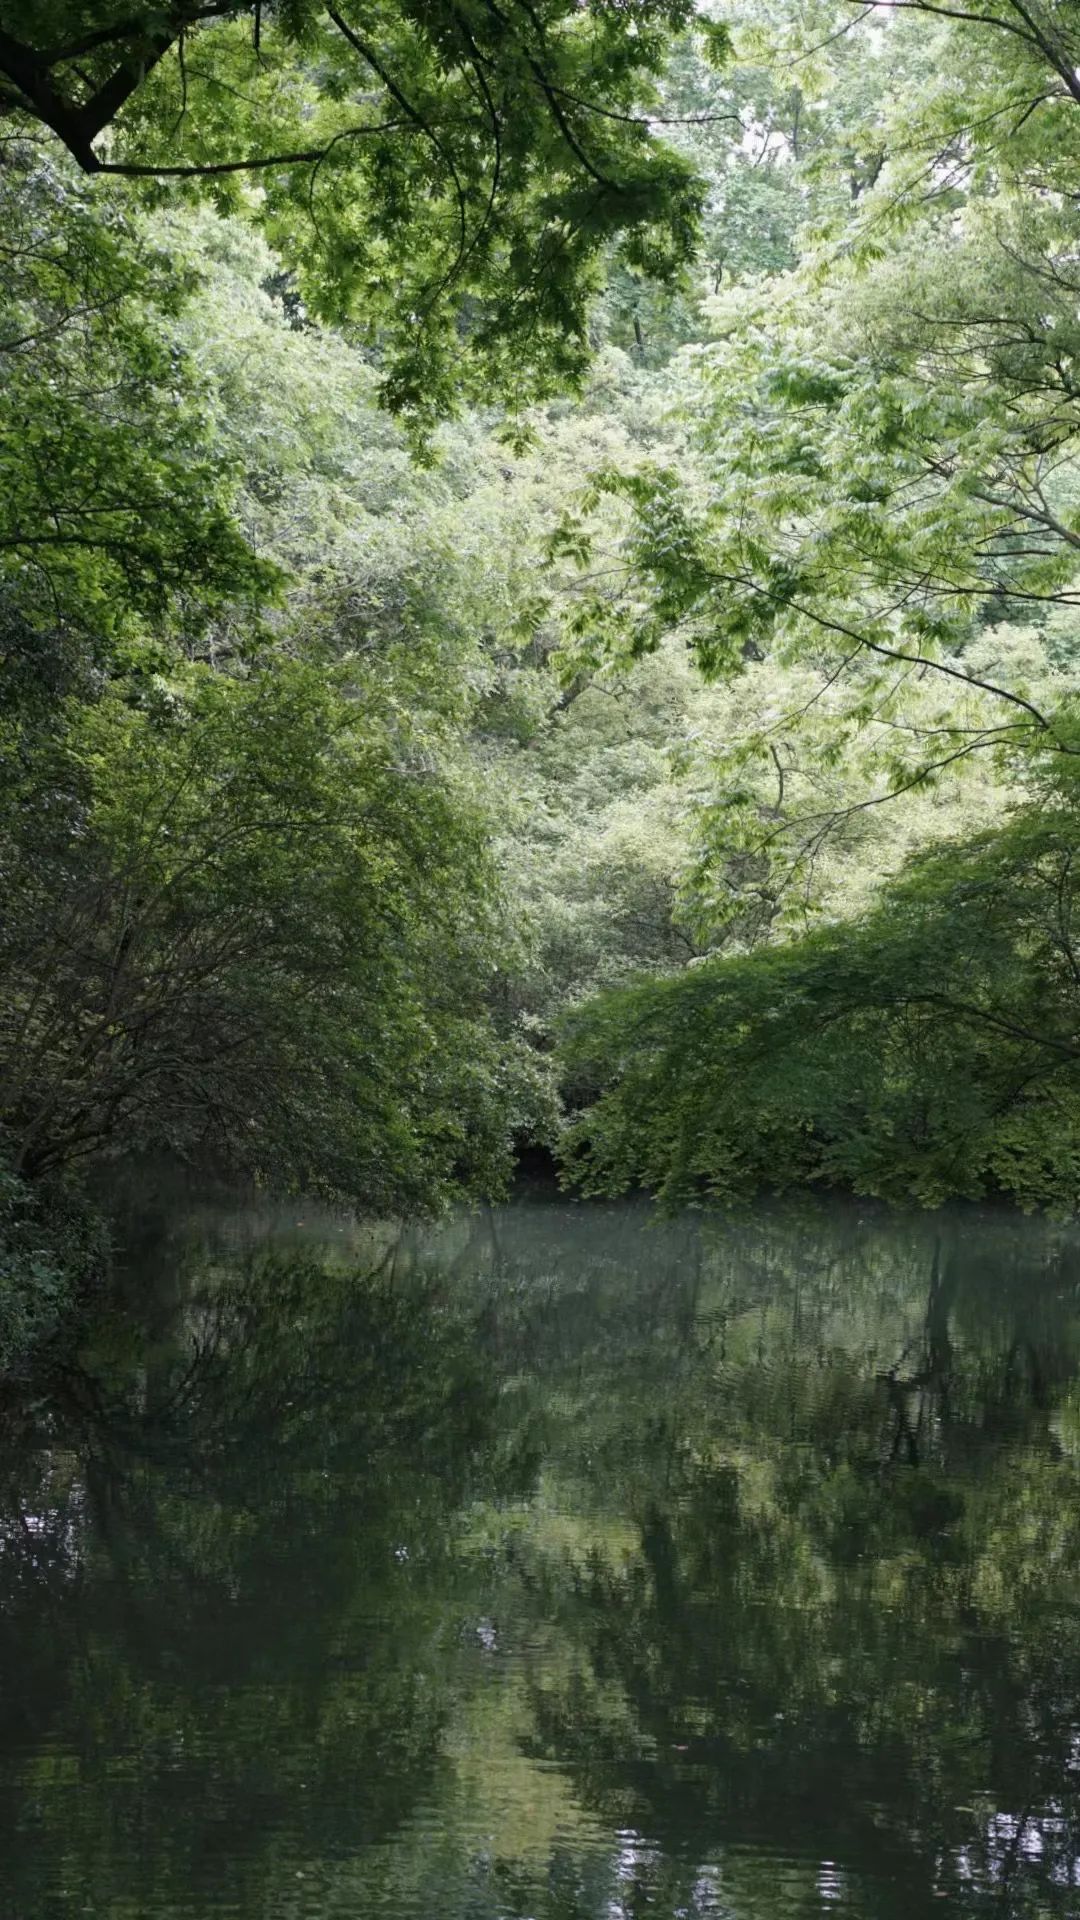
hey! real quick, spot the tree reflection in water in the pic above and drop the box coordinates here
[1,1190,1080,1917]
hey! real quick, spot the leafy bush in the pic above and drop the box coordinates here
[562,748,1080,1213]
[0,1152,108,1372]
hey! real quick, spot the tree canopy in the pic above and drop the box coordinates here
[547,0,1080,1213]
[11,0,1080,1341]
[0,0,710,420]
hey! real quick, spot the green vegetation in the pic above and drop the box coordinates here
[565,762,1080,1210]
[7,0,1080,1356]
[0,0,705,427]
[553,0,1080,1212]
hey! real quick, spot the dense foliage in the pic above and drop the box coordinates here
[552,0,1080,1212]
[0,159,549,1238]
[4,658,525,1204]
[565,745,1080,1209]
[0,0,707,425]
[8,0,1080,1359]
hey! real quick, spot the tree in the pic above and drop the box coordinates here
[0,1,711,421]
[0,153,562,1227]
[0,654,539,1207]
[562,731,1080,1210]
[0,135,273,643]
[541,0,1080,1212]
[556,0,1080,861]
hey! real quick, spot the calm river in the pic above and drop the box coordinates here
[2,1183,1080,1917]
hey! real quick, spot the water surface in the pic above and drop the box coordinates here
[3,1187,1080,1917]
